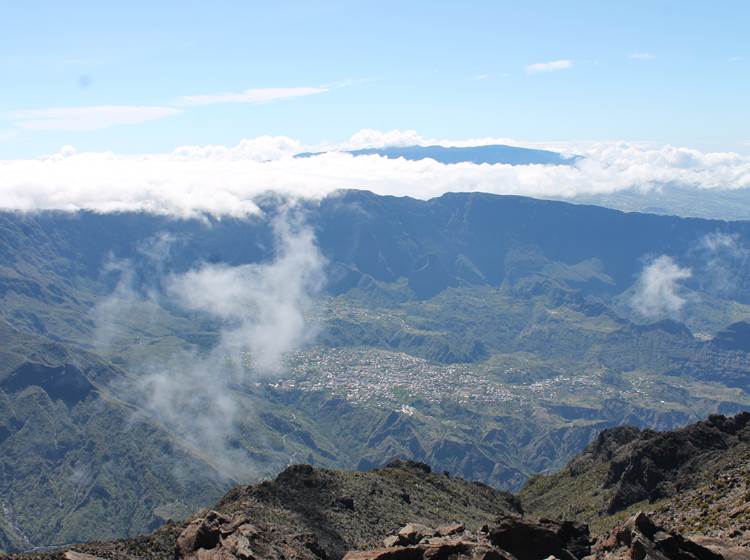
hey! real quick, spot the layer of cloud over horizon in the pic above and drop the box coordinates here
[1,129,749,218]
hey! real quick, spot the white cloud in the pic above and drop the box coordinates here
[631,256,692,318]
[103,215,325,479]
[343,128,426,149]
[177,86,327,106]
[8,105,181,131]
[336,129,579,152]
[1,131,750,217]
[474,74,489,80]
[171,135,303,162]
[525,59,572,74]
[0,129,17,142]
[699,232,741,252]
[166,216,325,374]
[629,52,655,60]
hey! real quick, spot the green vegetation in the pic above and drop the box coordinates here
[2,193,750,550]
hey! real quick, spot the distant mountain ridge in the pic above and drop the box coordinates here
[296,144,579,165]
[297,146,750,221]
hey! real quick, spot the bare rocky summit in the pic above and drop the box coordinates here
[521,412,750,543]
[6,415,750,560]
[4,460,520,560]
[171,510,591,560]
[337,512,719,560]
[592,511,724,560]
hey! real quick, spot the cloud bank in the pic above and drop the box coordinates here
[1,130,750,217]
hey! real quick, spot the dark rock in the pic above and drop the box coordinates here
[278,463,316,478]
[175,510,230,558]
[595,512,723,560]
[175,511,267,560]
[347,518,585,560]
[711,321,750,352]
[344,540,510,560]
[1,363,95,407]
[343,547,426,560]
[336,496,355,510]
[290,532,329,559]
[488,515,590,560]
[384,459,432,474]
[604,413,750,513]
[690,536,750,560]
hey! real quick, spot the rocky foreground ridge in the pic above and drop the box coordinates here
[5,460,520,560]
[30,509,728,560]
[6,414,750,560]
[521,412,750,546]
[339,512,728,560]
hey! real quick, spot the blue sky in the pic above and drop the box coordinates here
[0,0,748,157]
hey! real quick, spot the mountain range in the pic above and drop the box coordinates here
[294,144,750,220]
[2,190,750,551]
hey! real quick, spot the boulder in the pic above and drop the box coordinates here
[337,496,356,510]
[346,520,580,560]
[64,553,105,560]
[176,510,230,557]
[343,548,423,560]
[397,523,438,545]
[176,510,262,560]
[343,541,514,560]
[690,536,750,560]
[594,512,724,560]
[488,515,589,560]
[437,522,466,537]
[383,535,401,548]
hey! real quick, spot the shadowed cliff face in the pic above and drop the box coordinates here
[711,321,750,351]
[603,412,750,511]
[521,412,750,544]
[1,363,94,407]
